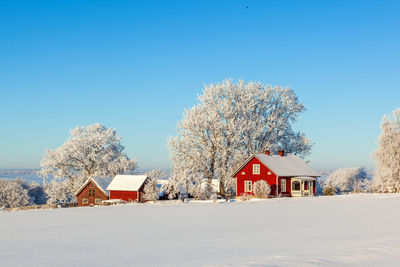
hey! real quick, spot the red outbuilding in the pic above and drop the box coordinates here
[75,177,113,207]
[232,150,320,197]
[106,175,148,202]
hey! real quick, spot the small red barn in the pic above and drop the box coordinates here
[106,175,148,202]
[232,150,320,197]
[75,177,113,207]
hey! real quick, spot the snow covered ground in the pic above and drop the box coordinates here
[1,194,400,266]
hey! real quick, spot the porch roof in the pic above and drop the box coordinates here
[292,176,317,181]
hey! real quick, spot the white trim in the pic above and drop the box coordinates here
[252,164,260,174]
[244,180,252,193]
[281,178,286,192]
[74,178,109,196]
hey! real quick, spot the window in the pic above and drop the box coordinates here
[89,189,95,196]
[253,164,260,174]
[244,181,252,192]
[292,181,300,191]
[304,181,308,190]
[281,179,286,192]
[95,198,102,204]
[90,183,94,188]
[82,198,88,204]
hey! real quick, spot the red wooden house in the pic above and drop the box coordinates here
[75,177,113,206]
[232,150,320,197]
[106,175,148,202]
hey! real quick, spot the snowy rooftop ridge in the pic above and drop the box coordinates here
[92,177,113,195]
[74,177,113,196]
[106,175,148,191]
[255,153,320,177]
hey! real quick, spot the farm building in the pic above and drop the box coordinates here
[75,177,113,207]
[232,150,320,197]
[107,175,148,202]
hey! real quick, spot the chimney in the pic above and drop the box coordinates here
[278,150,285,157]
[265,150,270,156]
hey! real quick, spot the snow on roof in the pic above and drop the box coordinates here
[106,175,148,191]
[255,154,320,177]
[92,177,113,195]
[74,177,113,196]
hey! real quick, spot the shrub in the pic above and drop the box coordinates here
[253,180,271,198]
[143,178,159,202]
[322,185,337,196]
[240,193,252,201]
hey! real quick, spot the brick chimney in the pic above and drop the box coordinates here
[278,150,285,157]
[265,150,270,156]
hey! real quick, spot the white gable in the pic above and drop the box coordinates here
[255,154,320,177]
[107,175,148,191]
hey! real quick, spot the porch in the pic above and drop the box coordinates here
[291,177,316,197]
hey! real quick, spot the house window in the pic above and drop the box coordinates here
[95,198,102,204]
[82,198,88,204]
[90,183,94,188]
[89,189,95,196]
[281,179,286,192]
[253,164,260,174]
[292,181,300,191]
[244,181,252,192]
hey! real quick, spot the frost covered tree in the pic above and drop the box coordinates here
[40,123,137,202]
[164,169,200,201]
[253,180,271,198]
[143,178,160,202]
[325,167,368,193]
[14,179,47,205]
[43,179,73,204]
[169,79,312,196]
[373,108,400,193]
[145,169,168,180]
[0,180,31,208]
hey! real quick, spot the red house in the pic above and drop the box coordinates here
[106,175,148,202]
[75,177,113,206]
[232,150,320,197]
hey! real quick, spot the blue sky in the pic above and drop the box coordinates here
[0,0,399,170]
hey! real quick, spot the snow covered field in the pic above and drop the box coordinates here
[1,194,400,266]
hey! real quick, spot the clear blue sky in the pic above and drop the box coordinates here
[0,0,399,170]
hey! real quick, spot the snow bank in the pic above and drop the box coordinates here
[1,194,400,266]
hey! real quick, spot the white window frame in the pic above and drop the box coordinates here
[281,179,286,192]
[95,198,102,204]
[244,181,252,192]
[82,198,88,204]
[253,164,260,174]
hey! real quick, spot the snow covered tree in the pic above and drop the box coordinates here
[43,179,73,204]
[0,180,31,208]
[316,179,325,196]
[14,179,47,205]
[164,169,200,201]
[253,180,271,198]
[145,169,168,180]
[143,178,159,202]
[40,123,137,202]
[325,167,368,193]
[373,108,400,193]
[169,79,312,195]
